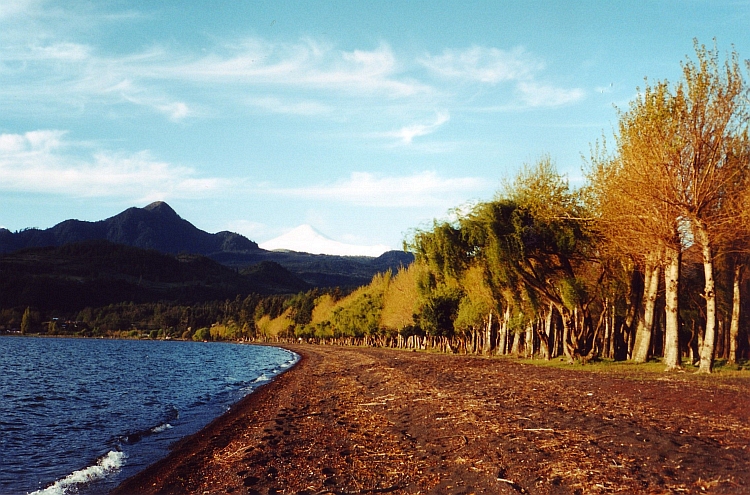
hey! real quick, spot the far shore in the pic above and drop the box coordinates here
[111,344,750,494]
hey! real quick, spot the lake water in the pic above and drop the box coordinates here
[0,337,298,495]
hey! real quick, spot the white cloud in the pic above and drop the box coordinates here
[386,112,450,144]
[171,39,427,97]
[272,171,486,208]
[0,0,39,19]
[1,35,432,121]
[517,81,586,107]
[421,45,584,108]
[156,101,191,121]
[0,129,66,152]
[420,46,541,83]
[31,42,91,61]
[0,130,229,201]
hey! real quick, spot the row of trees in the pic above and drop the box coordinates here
[254,42,749,373]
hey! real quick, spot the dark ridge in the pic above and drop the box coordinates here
[0,241,304,311]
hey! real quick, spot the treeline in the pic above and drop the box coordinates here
[255,42,750,373]
[0,290,338,341]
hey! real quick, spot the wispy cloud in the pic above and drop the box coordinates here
[172,40,427,97]
[1,34,431,121]
[420,45,584,108]
[420,46,541,83]
[271,171,486,208]
[0,130,488,209]
[384,112,450,144]
[0,130,229,201]
[0,0,40,19]
[517,82,585,107]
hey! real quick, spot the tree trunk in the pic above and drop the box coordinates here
[525,322,534,358]
[498,307,509,355]
[541,304,554,360]
[632,256,661,363]
[663,245,681,371]
[483,311,493,355]
[695,223,717,373]
[729,264,742,364]
[510,330,521,355]
[560,307,575,363]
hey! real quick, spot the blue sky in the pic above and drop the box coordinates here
[1,1,749,251]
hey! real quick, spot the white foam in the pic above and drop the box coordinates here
[29,450,126,495]
[252,374,270,383]
[151,423,173,434]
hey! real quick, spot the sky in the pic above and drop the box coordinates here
[1,1,749,253]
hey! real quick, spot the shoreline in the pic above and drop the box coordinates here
[112,345,750,494]
[111,345,306,495]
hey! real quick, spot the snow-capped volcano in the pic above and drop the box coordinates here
[259,225,392,257]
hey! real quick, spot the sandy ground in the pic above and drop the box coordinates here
[112,345,750,495]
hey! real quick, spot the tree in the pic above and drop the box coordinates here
[588,80,685,370]
[21,307,31,335]
[668,43,749,373]
[588,42,749,372]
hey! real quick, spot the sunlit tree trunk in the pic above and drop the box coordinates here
[510,329,521,355]
[559,307,575,364]
[695,222,717,373]
[633,254,662,363]
[663,245,682,371]
[525,322,534,358]
[497,307,510,355]
[482,311,493,355]
[729,264,743,364]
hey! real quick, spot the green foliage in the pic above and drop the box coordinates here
[192,327,211,341]
[418,287,462,337]
[319,273,391,338]
[330,291,384,337]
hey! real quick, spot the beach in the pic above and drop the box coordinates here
[112,345,750,494]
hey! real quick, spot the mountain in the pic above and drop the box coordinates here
[0,241,309,311]
[0,201,259,256]
[0,202,414,290]
[260,225,392,257]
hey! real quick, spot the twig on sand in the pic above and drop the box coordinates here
[497,477,527,493]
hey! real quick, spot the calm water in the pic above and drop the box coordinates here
[0,337,298,495]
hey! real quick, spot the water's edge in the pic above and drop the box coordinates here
[108,344,303,495]
[1,337,299,495]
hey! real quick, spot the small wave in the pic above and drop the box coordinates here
[252,374,270,383]
[29,450,126,495]
[150,423,173,434]
[120,414,178,444]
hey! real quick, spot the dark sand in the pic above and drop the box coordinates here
[112,345,750,494]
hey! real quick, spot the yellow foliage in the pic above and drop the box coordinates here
[380,264,421,331]
[209,321,243,340]
[311,294,337,325]
[256,308,294,338]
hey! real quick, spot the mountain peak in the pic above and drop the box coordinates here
[143,201,177,216]
[260,224,391,257]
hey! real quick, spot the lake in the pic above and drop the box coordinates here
[0,337,298,495]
